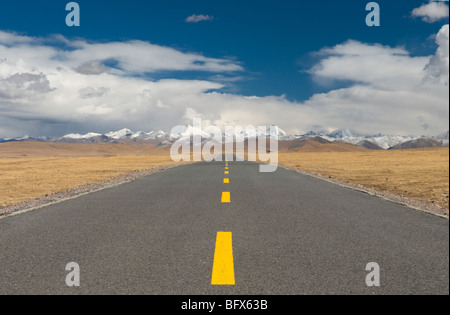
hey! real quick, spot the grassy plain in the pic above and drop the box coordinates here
[1,142,448,212]
[278,147,449,210]
[0,142,178,206]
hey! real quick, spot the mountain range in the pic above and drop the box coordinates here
[1,128,448,150]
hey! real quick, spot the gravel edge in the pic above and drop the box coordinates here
[0,165,179,220]
[279,165,449,219]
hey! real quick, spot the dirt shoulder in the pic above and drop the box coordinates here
[0,165,177,219]
[278,148,449,218]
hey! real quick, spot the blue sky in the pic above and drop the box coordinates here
[0,0,448,137]
[0,0,444,100]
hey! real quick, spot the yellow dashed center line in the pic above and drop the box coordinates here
[211,232,235,285]
[211,162,235,286]
[221,192,231,203]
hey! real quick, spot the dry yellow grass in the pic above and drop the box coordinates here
[0,142,179,206]
[0,141,171,158]
[279,147,449,210]
[1,142,449,212]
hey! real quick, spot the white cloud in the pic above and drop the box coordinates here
[0,30,243,76]
[425,24,449,84]
[412,2,449,23]
[0,73,53,99]
[0,27,448,138]
[185,14,214,23]
[309,40,429,90]
[303,28,449,135]
[75,61,111,75]
[79,87,110,99]
[0,31,242,136]
[0,31,33,45]
[66,40,241,73]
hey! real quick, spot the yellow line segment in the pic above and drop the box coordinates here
[211,232,235,285]
[221,192,230,203]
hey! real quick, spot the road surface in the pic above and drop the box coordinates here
[0,161,448,294]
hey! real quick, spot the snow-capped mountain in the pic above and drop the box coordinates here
[105,128,134,139]
[297,128,363,140]
[367,135,417,149]
[61,129,170,141]
[0,135,49,143]
[131,130,169,140]
[2,127,448,150]
[432,131,449,146]
[327,128,364,139]
[301,131,327,138]
[236,126,287,141]
[63,132,103,140]
[301,129,418,150]
[171,125,288,143]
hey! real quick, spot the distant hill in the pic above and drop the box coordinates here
[2,128,449,151]
[356,140,385,150]
[432,131,449,147]
[278,136,368,152]
[390,138,444,150]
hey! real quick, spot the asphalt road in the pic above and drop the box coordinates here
[0,161,448,295]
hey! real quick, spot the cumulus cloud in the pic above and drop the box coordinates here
[185,14,214,23]
[309,40,429,90]
[412,2,449,23]
[304,29,449,134]
[0,72,53,99]
[0,30,242,136]
[0,30,242,76]
[66,40,241,73]
[425,24,449,84]
[79,87,110,99]
[0,27,448,138]
[75,61,111,75]
[0,31,33,45]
